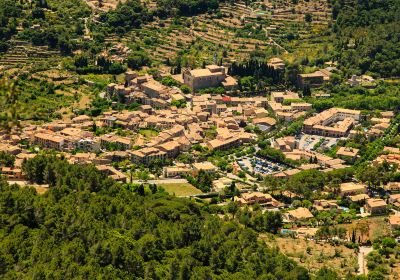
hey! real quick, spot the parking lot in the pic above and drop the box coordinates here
[238,155,288,175]
[299,134,339,151]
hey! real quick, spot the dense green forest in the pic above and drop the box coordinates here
[96,0,153,36]
[154,0,219,17]
[0,155,315,279]
[0,0,91,54]
[333,0,400,77]
[0,0,222,53]
[93,0,222,36]
[309,83,400,112]
[0,0,20,51]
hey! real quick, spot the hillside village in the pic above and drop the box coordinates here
[2,64,400,240]
[1,0,400,279]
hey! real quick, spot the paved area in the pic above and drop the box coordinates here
[131,179,188,184]
[392,209,400,216]
[299,134,338,151]
[241,158,253,173]
[7,180,30,186]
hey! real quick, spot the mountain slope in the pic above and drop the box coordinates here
[333,0,400,77]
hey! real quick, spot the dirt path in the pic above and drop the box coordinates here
[84,18,90,37]
[263,28,288,54]
[77,93,91,110]
[358,246,373,275]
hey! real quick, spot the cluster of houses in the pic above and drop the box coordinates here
[234,191,282,208]
[20,105,255,168]
[303,108,362,138]
[262,108,396,178]
[99,43,132,63]
[0,138,34,181]
[274,107,392,149]
[0,67,287,184]
[2,68,395,192]
[1,63,399,236]
[374,147,400,169]
[268,91,312,122]
[229,180,399,233]
[1,64,400,244]
[347,75,376,88]
[271,135,350,176]
[351,111,395,139]
[263,57,335,90]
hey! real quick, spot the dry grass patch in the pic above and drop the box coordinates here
[261,235,358,277]
[8,181,50,195]
[341,217,390,243]
[158,183,202,197]
[85,0,128,11]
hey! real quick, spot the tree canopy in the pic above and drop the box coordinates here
[333,0,400,77]
[0,155,311,279]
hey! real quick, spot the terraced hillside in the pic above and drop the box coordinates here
[97,0,332,69]
[0,0,91,72]
[265,0,331,24]
[85,0,128,11]
[0,40,59,68]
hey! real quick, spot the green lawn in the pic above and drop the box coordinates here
[139,128,159,138]
[158,183,202,197]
